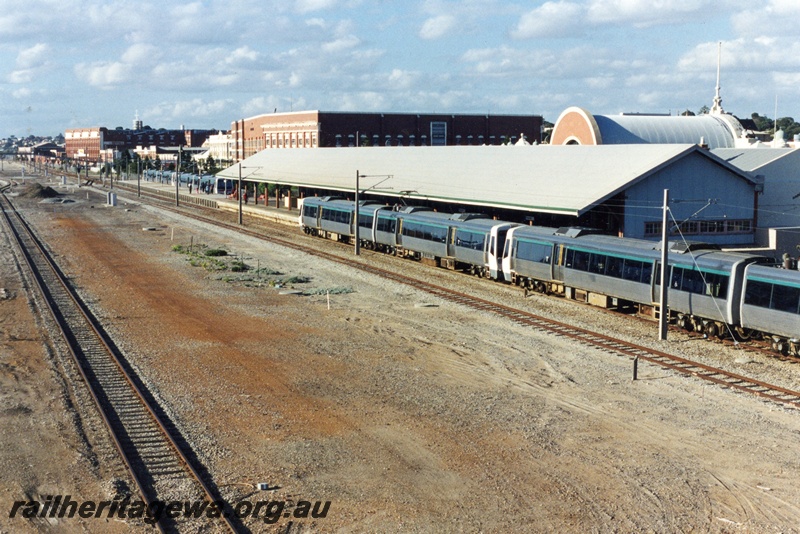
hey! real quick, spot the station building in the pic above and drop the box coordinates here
[218,143,761,246]
[712,147,800,253]
[550,106,759,149]
[230,110,544,161]
[64,125,217,163]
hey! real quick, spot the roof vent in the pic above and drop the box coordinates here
[555,226,603,238]
[397,206,431,214]
[448,213,487,222]
[661,241,721,254]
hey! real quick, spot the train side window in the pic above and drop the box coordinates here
[606,256,624,279]
[771,285,800,314]
[621,259,641,282]
[671,267,683,289]
[377,217,396,233]
[641,262,653,284]
[572,250,590,271]
[564,248,574,268]
[744,280,772,308]
[455,230,485,251]
[588,253,605,274]
[358,213,373,228]
[704,273,729,298]
[681,269,705,294]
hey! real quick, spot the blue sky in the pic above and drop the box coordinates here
[1,0,799,138]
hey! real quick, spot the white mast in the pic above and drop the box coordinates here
[710,41,725,115]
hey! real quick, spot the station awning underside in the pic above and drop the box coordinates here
[216,144,743,216]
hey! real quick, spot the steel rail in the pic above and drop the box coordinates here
[0,192,241,533]
[112,185,800,411]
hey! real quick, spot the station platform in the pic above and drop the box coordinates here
[109,177,300,228]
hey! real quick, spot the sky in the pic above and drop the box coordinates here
[1,0,799,139]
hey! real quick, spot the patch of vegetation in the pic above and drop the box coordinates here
[205,248,228,257]
[303,286,354,295]
[173,242,314,289]
[282,275,310,284]
[230,260,248,272]
[173,243,241,272]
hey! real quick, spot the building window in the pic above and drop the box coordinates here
[430,122,447,146]
[645,219,752,237]
[644,221,662,237]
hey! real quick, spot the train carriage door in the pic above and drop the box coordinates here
[500,227,516,282]
[552,245,565,281]
[489,225,509,280]
[448,227,457,258]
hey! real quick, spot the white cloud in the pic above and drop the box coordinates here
[419,15,457,40]
[586,0,715,27]
[294,0,337,15]
[121,43,161,65]
[144,98,233,125]
[731,0,800,37]
[227,46,260,64]
[16,43,49,68]
[677,38,800,75]
[511,2,584,39]
[74,61,132,88]
[11,87,32,99]
[461,46,555,76]
[322,35,360,53]
[387,69,419,90]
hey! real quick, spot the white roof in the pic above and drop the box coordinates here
[594,114,738,148]
[711,147,800,171]
[217,144,753,216]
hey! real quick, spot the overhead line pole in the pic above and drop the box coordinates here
[659,188,670,341]
[355,169,360,256]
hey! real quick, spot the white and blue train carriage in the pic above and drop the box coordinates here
[741,263,800,352]
[655,248,770,337]
[299,196,382,241]
[502,226,771,336]
[395,209,515,278]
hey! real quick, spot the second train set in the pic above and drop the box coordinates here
[299,196,800,356]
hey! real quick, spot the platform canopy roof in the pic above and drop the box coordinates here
[216,144,755,216]
[711,147,800,172]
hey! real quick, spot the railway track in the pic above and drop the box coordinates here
[108,181,800,411]
[0,190,240,532]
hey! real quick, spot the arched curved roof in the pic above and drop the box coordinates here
[551,106,744,149]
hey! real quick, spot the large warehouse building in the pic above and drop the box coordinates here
[550,106,758,149]
[218,143,760,246]
[230,110,544,161]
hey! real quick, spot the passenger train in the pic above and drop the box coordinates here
[299,196,800,356]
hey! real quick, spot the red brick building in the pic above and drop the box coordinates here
[231,110,544,161]
[65,126,216,162]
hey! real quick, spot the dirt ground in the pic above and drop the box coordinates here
[2,167,800,533]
